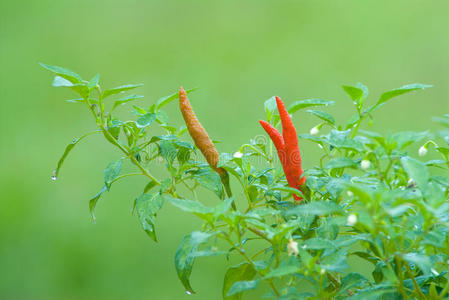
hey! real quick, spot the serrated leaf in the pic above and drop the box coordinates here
[40,63,83,84]
[103,83,143,98]
[135,193,164,242]
[223,263,256,300]
[156,88,197,110]
[175,231,215,294]
[288,99,335,114]
[103,159,122,189]
[306,110,335,125]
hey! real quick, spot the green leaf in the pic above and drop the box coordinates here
[285,201,343,216]
[272,185,304,199]
[165,196,214,215]
[324,130,364,152]
[193,168,224,199]
[339,273,368,294]
[159,140,178,164]
[402,253,431,275]
[175,231,215,294]
[135,193,164,242]
[112,94,144,111]
[52,75,74,87]
[223,263,256,300]
[306,110,335,125]
[226,280,259,297]
[342,83,368,105]
[288,99,335,114]
[400,156,429,191]
[374,83,432,110]
[214,197,234,218]
[264,96,277,122]
[103,159,122,189]
[303,237,336,250]
[88,74,100,90]
[136,113,156,128]
[89,185,108,222]
[264,265,300,279]
[40,63,83,84]
[53,131,100,179]
[103,83,143,98]
[325,157,357,169]
[156,88,197,110]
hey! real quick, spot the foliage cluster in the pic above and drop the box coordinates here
[42,63,449,299]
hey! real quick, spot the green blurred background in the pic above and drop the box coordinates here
[1,0,449,299]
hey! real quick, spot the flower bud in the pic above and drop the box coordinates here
[418,146,427,157]
[361,160,371,170]
[310,126,319,135]
[287,239,299,256]
[233,151,243,158]
[347,214,357,226]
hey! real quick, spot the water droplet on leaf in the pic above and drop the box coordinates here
[185,291,192,295]
[51,176,57,181]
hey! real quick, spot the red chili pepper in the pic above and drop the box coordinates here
[259,96,305,201]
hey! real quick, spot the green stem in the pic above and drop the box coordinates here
[404,261,426,300]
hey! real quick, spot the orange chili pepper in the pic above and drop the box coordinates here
[179,87,232,197]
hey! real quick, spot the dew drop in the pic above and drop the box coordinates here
[51,170,57,181]
[185,291,192,295]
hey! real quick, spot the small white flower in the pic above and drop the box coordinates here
[347,214,357,226]
[287,239,299,256]
[347,191,354,197]
[233,151,243,158]
[418,146,428,157]
[310,126,319,135]
[360,160,371,170]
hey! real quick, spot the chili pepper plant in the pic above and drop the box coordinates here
[42,63,449,299]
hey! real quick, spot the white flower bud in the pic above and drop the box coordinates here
[418,146,427,157]
[287,239,299,256]
[360,160,371,170]
[310,126,319,135]
[233,151,243,158]
[347,214,357,226]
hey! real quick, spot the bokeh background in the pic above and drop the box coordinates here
[1,0,449,299]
